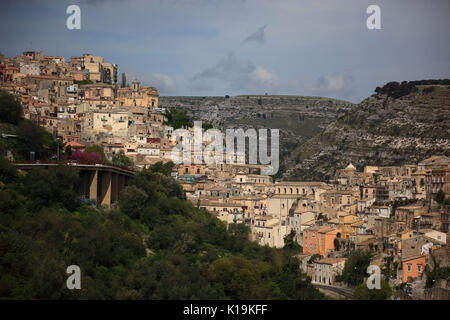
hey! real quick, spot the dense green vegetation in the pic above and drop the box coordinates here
[341,250,372,286]
[425,252,450,289]
[0,157,324,299]
[339,250,392,300]
[0,90,23,125]
[353,279,392,300]
[85,145,109,163]
[374,79,450,99]
[164,108,193,129]
[112,149,133,168]
[1,90,323,299]
[0,90,58,161]
[74,80,94,85]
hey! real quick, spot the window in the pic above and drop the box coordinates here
[417,265,422,273]
[407,264,412,272]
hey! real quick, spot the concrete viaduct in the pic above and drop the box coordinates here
[14,162,135,207]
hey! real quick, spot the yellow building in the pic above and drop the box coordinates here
[338,214,364,239]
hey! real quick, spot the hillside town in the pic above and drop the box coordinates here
[1,51,449,300]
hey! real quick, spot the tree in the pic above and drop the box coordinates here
[163,108,192,129]
[148,161,175,176]
[372,173,379,183]
[341,249,372,286]
[73,80,93,85]
[121,72,127,88]
[317,213,329,221]
[23,165,81,211]
[283,230,300,251]
[119,185,149,219]
[354,279,392,300]
[112,150,133,168]
[228,223,250,242]
[71,150,102,164]
[0,156,18,184]
[85,145,108,163]
[334,237,341,251]
[64,144,72,158]
[308,254,322,264]
[0,90,22,124]
[207,256,260,299]
[434,189,445,204]
[202,122,214,130]
[15,119,53,160]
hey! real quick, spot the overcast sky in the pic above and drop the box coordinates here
[1,0,449,102]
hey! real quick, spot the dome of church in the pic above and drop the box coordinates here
[345,163,356,171]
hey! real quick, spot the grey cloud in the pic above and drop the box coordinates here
[192,52,253,83]
[191,52,279,93]
[243,25,267,44]
[304,72,354,99]
[148,73,177,94]
[124,71,177,95]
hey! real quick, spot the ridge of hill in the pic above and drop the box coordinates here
[160,95,354,175]
[283,83,450,180]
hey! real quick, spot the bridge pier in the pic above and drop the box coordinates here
[14,163,134,208]
[98,171,112,207]
[89,170,98,201]
[111,173,119,204]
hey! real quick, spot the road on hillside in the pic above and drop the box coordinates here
[312,283,354,299]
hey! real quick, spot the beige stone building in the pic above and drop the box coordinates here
[117,80,158,108]
[312,258,346,286]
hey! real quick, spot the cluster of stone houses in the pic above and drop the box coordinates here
[0,51,172,166]
[181,153,449,291]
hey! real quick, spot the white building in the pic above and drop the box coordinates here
[312,258,346,286]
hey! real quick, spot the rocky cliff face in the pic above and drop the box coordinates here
[159,95,354,173]
[160,83,450,181]
[283,84,450,181]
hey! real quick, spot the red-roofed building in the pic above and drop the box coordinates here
[66,141,85,152]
